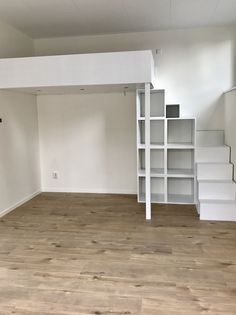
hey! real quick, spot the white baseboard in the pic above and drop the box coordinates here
[0,191,41,218]
[42,187,137,195]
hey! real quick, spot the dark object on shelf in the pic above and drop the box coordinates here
[166,104,180,118]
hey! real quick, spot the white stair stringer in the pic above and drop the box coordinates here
[196,132,236,221]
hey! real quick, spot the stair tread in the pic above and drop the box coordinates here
[197,162,232,165]
[198,179,235,183]
[197,144,229,149]
[197,145,229,148]
[199,199,236,204]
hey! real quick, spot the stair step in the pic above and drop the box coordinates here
[198,180,236,200]
[196,146,230,163]
[199,199,236,221]
[196,130,224,146]
[197,163,233,180]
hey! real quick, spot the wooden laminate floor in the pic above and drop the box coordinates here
[0,193,236,314]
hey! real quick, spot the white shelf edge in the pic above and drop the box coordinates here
[167,117,196,120]
[139,193,165,204]
[167,143,195,149]
[138,116,165,120]
[167,193,195,204]
[167,168,195,178]
[138,168,165,177]
[138,144,165,149]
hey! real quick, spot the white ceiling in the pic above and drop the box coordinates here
[0,0,235,39]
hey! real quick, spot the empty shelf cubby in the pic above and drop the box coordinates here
[138,149,164,176]
[167,177,194,204]
[138,120,145,145]
[151,177,165,203]
[167,118,195,147]
[150,120,164,146]
[139,90,165,118]
[167,149,194,177]
[139,177,165,203]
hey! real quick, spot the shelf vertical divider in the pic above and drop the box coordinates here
[145,83,151,220]
[164,110,168,203]
[136,90,140,202]
[193,119,197,204]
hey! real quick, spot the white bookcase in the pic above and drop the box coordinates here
[136,89,196,209]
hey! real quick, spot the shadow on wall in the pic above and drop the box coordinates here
[197,94,225,130]
[156,37,234,130]
[232,34,236,86]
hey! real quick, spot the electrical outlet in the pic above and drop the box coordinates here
[52,171,58,179]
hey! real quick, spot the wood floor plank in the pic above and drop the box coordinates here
[0,192,235,314]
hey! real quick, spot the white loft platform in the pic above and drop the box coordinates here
[0,50,155,94]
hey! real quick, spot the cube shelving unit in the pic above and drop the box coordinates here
[136,89,196,210]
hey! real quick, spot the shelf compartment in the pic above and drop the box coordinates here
[166,104,180,118]
[167,177,195,204]
[138,177,165,203]
[167,149,194,177]
[167,119,195,146]
[138,120,164,146]
[139,90,165,118]
[137,120,145,145]
[150,120,164,145]
[138,149,164,176]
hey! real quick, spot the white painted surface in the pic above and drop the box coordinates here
[0,50,154,90]
[137,89,196,206]
[0,0,235,38]
[0,91,41,215]
[167,119,195,145]
[37,93,136,194]
[35,26,235,129]
[198,180,236,200]
[200,200,236,221]
[197,163,233,181]
[196,146,230,163]
[144,83,151,220]
[196,132,236,221]
[224,90,236,180]
[0,19,39,216]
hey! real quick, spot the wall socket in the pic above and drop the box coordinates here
[52,171,58,179]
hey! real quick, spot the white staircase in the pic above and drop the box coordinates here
[196,131,236,221]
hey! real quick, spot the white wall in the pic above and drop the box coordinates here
[0,91,40,214]
[224,89,236,180]
[37,93,136,194]
[34,26,236,194]
[0,20,40,215]
[35,26,236,130]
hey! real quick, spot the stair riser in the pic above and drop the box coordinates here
[198,182,236,200]
[200,203,236,221]
[196,147,230,163]
[197,164,233,180]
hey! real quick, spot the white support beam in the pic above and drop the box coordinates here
[145,83,151,220]
[0,50,155,91]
